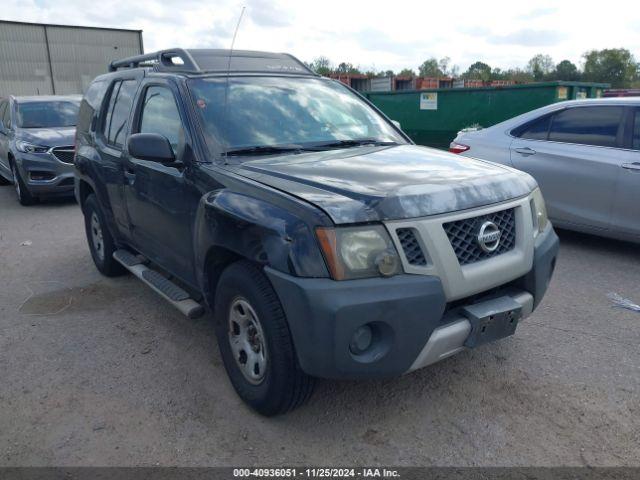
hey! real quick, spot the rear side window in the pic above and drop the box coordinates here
[77,80,107,135]
[632,109,640,151]
[548,106,624,148]
[512,114,552,140]
[102,79,138,147]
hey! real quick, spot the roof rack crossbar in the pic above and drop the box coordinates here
[109,48,200,72]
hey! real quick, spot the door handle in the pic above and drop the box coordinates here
[622,162,640,172]
[514,147,536,156]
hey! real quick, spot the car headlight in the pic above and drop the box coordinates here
[316,225,402,280]
[531,188,549,235]
[16,140,49,154]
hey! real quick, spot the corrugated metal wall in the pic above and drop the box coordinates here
[0,21,142,97]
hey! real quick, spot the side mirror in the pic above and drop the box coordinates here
[391,120,401,130]
[127,133,175,163]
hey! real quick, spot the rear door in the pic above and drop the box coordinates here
[122,79,197,284]
[510,105,626,230]
[94,75,142,236]
[610,107,640,238]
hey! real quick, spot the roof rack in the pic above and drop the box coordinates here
[108,48,317,76]
[109,48,199,72]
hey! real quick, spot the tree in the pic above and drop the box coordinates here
[553,60,580,81]
[384,70,395,77]
[527,54,554,81]
[419,58,443,77]
[335,62,362,75]
[582,48,639,88]
[308,56,332,75]
[398,68,416,78]
[462,61,492,82]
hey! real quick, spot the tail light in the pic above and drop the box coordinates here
[449,142,470,154]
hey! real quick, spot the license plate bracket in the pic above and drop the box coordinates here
[462,296,522,348]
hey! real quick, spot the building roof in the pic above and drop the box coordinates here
[0,19,142,33]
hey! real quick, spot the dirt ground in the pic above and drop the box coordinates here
[0,185,638,466]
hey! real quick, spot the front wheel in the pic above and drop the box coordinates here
[11,162,37,206]
[214,261,315,416]
[83,194,126,277]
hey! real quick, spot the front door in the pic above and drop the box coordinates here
[123,81,198,284]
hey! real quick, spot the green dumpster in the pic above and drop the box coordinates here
[363,81,610,149]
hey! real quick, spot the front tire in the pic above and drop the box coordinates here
[83,194,126,277]
[11,162,37,206]
[214,261,315,416]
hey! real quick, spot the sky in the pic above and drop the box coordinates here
[3,0,640,73]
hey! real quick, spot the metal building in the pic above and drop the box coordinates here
[0,20,143,97]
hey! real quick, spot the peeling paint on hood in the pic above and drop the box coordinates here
[227,144,537,224]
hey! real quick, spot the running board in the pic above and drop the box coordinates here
[113,249,205,319]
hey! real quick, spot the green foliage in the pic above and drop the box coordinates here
[308,56,332,75]
[582,48,638,88]
[527,54,555,81]
[308,48,639,87]
[398,68,416,78]
[418,58,443,77]
[552,60,580,81]
[462,61,492,82]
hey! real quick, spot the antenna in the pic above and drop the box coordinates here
[222,6,246,164]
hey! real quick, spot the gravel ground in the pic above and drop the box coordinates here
[0,184,638,467]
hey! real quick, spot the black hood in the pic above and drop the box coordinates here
[225,144,537,224]
[17,127,75,148]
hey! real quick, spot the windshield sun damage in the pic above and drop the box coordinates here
[188,76,406,158]
[17,101,80,129]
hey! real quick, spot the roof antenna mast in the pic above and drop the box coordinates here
[223,5,246,164]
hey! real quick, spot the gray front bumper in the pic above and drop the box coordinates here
[266,225,559,380]
[16,152,75,196]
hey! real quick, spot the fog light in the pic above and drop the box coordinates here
[349,324,373,355]
[30,171,54,181]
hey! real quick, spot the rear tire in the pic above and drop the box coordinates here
[11,161,37,206]
[83,194,126,277]
[214,260,315,416]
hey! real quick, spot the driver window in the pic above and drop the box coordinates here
[139,86,184,156]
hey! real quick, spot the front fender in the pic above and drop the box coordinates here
[193,189,330,289]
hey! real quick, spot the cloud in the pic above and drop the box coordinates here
[520,7,557,19]
[488,29,566,47]
[246,0,292,28]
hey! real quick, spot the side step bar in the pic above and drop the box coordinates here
[113,249,205,319]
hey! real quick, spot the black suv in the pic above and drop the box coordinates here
[75,49,558,415]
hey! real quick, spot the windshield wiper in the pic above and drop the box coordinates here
[307,138,399,150]
[225,144,307,157]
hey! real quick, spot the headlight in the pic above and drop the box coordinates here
[16,141,49,154]
[316,225,402,280]
[530,188,549,235]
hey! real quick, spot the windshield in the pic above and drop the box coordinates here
[17,101,80,128]
[188,76,406,156]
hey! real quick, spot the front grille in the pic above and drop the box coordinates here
[396,228,427,266]
[51,146,75,164]
[443,208,516,265]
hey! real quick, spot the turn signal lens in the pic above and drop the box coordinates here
[531,188,549,235]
